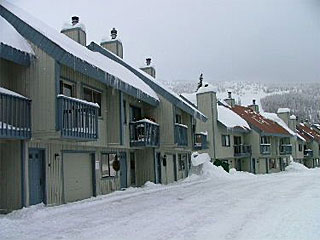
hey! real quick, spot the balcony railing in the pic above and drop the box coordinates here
[304,149,313,158]
[174,123,188,146]
[0,89,31,139]
[129,119,160,147]
[260,144,271,155]
[234,145,251,157]
[280,144,292,155]
[194,133,208,150]
[57,95,99,140]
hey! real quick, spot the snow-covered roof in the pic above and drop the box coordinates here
[261,112,296,136]
[61,22,86,32]
[0,87,29,99]
[0,15,34,54]
[180,92,197,106]
[0,1,159,105]
[86,42,207,121]
[218,105,250,130]
[277,108,290,114]
[290,115,297,120]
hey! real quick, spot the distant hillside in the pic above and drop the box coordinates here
[261,83,320,123]
[164,80,320,123]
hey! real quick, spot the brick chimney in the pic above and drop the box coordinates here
[140,58,156,78]
[61,16,86,46]
[100,28,123,59]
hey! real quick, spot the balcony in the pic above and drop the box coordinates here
[304,149,313,158]
[280,144,292,155]
[0,88,31,139]
[194,133,208,150]
[234,145,251,157]
[260,144,271,155]
[57,95,99,140]
[174,123,188,146]
[129,119,160,147]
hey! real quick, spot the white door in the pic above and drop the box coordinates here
[63,153,93,203]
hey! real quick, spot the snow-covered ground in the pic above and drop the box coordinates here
[1,163,320,240]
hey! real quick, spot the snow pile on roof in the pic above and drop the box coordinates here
[0,16,34,54]
[0,87,29,99]
[261,112,296,136]
[61,22,86,32]
[218,105,250,130]
[285,161,309,172]
[290,115,297,120]
[197,82,218,94]
[277,108,290,114]
[101,36,122,44]
[180,92,197,106]
[191,152,211,167]
[1,1,159,102]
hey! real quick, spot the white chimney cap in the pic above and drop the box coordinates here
[277,108,290,114]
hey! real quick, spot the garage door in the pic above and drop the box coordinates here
[63,153,93,203]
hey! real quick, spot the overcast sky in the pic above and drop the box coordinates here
[10,0,320,84]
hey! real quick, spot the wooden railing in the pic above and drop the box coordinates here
[174,123,188,146]
[234,145,251,157]
[129,119,159,147]
[0,89,31,139]
[279,144,292,155]
[260,144,271,155]
[57,95,99,140]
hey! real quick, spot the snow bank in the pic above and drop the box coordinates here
[191,152,210,166]
[285,161,309,172]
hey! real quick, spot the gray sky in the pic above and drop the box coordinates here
[10,0,320,84]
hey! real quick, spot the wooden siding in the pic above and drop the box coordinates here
[0,140,22,213]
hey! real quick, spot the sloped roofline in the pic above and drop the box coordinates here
[0,2,159,106]
[87,42,208,122]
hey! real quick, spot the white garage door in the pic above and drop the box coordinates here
[63,153,93,203]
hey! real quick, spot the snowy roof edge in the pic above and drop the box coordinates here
[87,42,207,122]
[0,2,159,107]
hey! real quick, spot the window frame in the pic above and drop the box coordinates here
[101,153,117,178]
[83,86,102,117]
[60,78,76,97]
[222,135,230,147]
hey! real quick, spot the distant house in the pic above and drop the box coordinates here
[0,0,207,213]
[296,123,320,168]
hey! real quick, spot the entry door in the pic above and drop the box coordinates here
[119,152,127,189]
[29,149,45,205]
[130,152,136,186]
[155,152,161,184]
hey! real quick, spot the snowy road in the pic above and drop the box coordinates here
[1,164,320,240]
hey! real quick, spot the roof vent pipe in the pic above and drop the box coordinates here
[253,99,256,105]
[111,28,117,39]
[228,91,232,99]
[72,16,79,25]
[146,58,152,66]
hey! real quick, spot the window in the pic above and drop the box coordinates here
[60,80,75,97]
[234,136,242,146]
[123,100,127,124]
[261,136,271,144]
[175,114,182,124]
[269,158,277,169]
[101,153,117,178]
[178,154,187,171]
[83,87,102,116]
[130,106,142,122]
[299,144,303,152]
[222,135,230,147]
